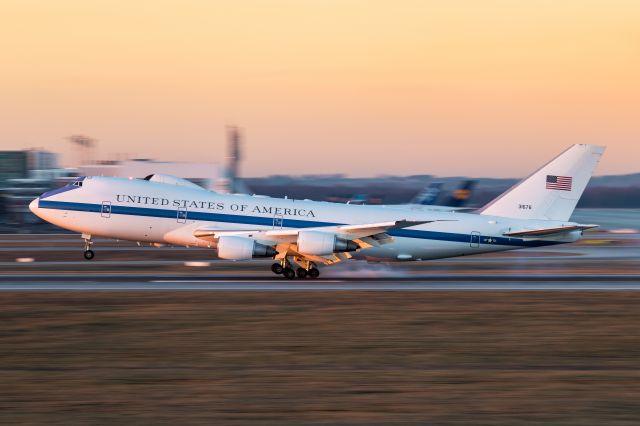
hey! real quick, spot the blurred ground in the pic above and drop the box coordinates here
[1,292,640,425]
[1,233,640,424]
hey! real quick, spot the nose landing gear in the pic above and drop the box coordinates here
[82,234,95,260]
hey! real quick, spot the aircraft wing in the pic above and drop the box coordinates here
[503,224,598,238]
[193,219,447,264]
[194,220,435,243]
[399,204,476,212]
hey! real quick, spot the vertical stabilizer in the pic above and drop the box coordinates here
[411,182,443,205]
[479,144,605,221]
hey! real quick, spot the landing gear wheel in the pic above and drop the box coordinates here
[271,263,283,274]
[296,268,308,279]
[83,250,95,260]
[308,268,320,279]
[282,267,295,280]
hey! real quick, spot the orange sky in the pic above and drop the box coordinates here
[0,0,638,177]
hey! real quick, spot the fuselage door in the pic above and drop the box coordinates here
[470,231,481,248]
[101,201,111,218]
[177,207,188,224]
[273,214,284,229]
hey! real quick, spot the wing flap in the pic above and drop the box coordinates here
[504,224,598,238]
[334,220,437,238]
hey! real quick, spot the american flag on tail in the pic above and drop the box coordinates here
[546,175,572,191]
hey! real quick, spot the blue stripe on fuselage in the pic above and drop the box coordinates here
[37,200,560,248]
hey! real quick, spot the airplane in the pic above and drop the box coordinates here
[30,144,604,279]
[346,179,476,208]
[409,181,444,205]
[440,179,476,207]
[400,179,477,210]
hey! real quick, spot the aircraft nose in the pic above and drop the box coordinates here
[29,198,39,215]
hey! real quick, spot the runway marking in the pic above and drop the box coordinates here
[151,279,343,283]
[3,282,640,291]
[3,274,640,282]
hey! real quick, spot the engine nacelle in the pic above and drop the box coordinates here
[217,236,277,260]
[297,231,358,256]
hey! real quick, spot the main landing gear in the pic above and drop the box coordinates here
[82,234,95,261]
[271,258,320,280]
[271,263,283,274]
[296,268,307,279]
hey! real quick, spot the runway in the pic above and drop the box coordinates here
[2,232,640,425]
[2,273,640,291]
[2,232,639,291]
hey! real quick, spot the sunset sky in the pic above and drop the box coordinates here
[1,0,638,177]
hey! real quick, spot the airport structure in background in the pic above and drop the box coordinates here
[0,149,59,183]
[0,149,73,224]
[2,136,640,230]
[0,128,246,227]
[78,126,249,194]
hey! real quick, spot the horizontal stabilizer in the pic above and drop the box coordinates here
[504,224,598,238]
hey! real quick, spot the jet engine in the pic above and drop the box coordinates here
[297,231,358,256]
[217,236,277,260]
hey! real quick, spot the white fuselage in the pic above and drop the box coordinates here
[31,176,582,262]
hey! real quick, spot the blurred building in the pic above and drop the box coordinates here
[0,149,69,227]
[27,150,58,171]
[0,149,60,183]
[0,151,29,183]
[214,126,252,194]
[3,178,53,224]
